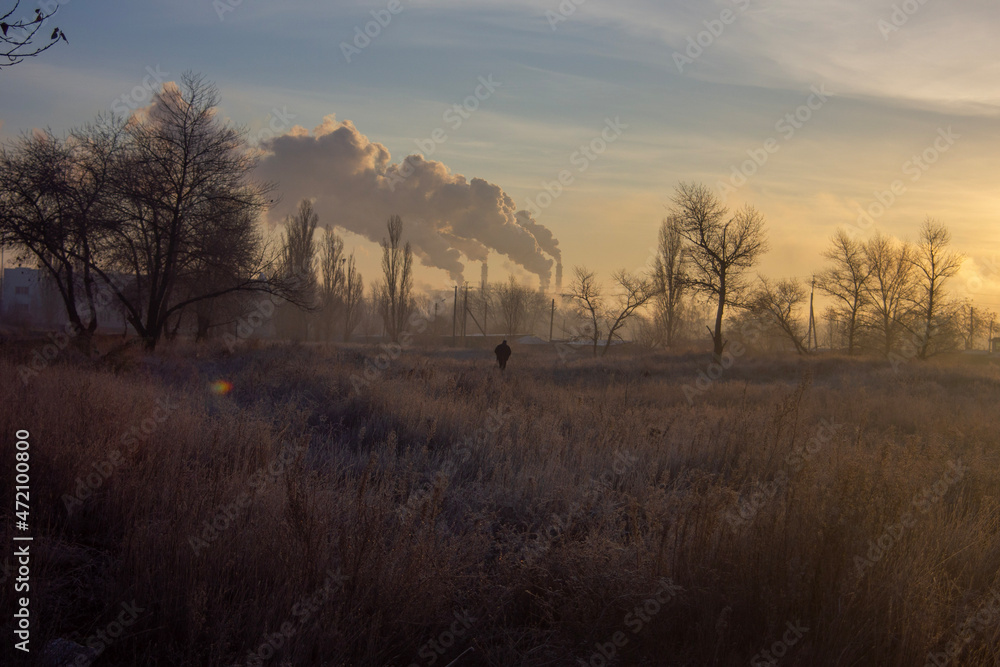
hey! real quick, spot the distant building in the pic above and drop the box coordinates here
[0,267,132,334]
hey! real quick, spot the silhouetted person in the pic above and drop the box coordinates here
[494,339,511,371]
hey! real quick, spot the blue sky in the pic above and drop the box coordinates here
[2,0,998,303]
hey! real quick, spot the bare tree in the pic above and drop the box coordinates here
[566,266,603,357]
[185,205,264,341]
[863,232,916,355]
[958,301,976,350]
[911,217,963,359]
[525,288,550,337]
[281,200,319,286]
[751,277,809,355]
[670,182,768,358]
[600,270,655,356]
[357,290,378,343]
[495,276,531,337]
[2,1,66,68]
[318,225,345,341]
[984,309,998,351]
[823,306,841,349]
[374,214,413,342]
[0,132,87,337]
[816,229,870,355]
[632,314,661,350]
[92,73,280,350]
[1,94,288,352]
[0,121,124,352]
[957,301,993,351]
[277,200,320,340]
[342,252,364,341]
[652,214,687,348]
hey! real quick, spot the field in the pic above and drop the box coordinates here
[3,341,1000,666]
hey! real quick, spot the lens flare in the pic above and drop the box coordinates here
[211,380,233,395]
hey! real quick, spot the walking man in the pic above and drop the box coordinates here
[494,339,511,371]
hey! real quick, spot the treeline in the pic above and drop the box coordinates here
[775,222,970,359]
[0,71,570,351]
[271,207,422,346]
[568,182,978,361]
[0,73,307,351]
[562,182,767,358]
[0,74,430,352]
[276,210,556,345]
[0,74,987,359]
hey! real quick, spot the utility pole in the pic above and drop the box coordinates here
[452,285,457,347]
[549,298,555,342]
[481,261,488,339]
[462,284,469,347]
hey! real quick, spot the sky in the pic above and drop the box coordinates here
[2,0,999,307]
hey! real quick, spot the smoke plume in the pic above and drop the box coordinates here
[256,115,561,287]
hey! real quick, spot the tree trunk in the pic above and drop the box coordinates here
[75,327,95,357]
[883,315,892,356]
[918,288,934,360]
[712,285,726,358]
[847,310,856,355]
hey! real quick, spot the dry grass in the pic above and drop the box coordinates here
[3,341,1000,666]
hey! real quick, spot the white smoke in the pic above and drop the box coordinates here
[256,115,561,287]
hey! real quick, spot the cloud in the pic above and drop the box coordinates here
[414,0,1000,115]
[256,115,560,286]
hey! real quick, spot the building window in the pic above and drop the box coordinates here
[15,286,30,296]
